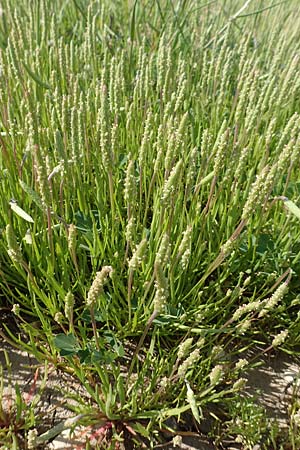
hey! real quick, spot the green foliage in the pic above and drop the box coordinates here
[0,0,300,447]
[0,352,47,449]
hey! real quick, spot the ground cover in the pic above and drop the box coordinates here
[0,0,300,448]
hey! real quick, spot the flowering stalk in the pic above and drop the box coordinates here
[64,291,75,333]
[87,266,113,349]
[128,260,168,377]
[67,224,79,274]
[127,239,147,322]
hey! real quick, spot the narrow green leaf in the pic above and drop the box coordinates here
[197,171,214,186]
[237,1,288,18]
[116,375,126,407]
[130,0,138,42]
[283,199,300,220]
[19,180,45,211]
[105,383,113,418]
[36,415,85,444]
[186,380,202,424]
[22,61,51,89]
[9,200,34,223]
[130,421,150,438]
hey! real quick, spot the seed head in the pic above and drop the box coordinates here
[6,224,23,264]
[233,378,247,391]
[221,238,235,257]
[64,291,75,323]
[211,345,225,361]
[125,217,135,243]
[87,266,113,307]
[235,358,248,371]
[178,225,192,269]
[124,159,136,205]
[161,159,183,205]
[242,166,270,221]
[172,436,182,447]
[232,301,261,322]
[259,282,288,318]
[209,364,223,385]
[177,338,193,361]
[178,349,200,378]
[272,330,288,347]
[155,233,171,266]
[234,147,249,183]
[68,224,77,254]
[54,312,64,325]
[159,376,169,390]
[12,303,20,316]
[153,261,168,312]
[27,429,38,449]
[236,319,252,335]
[128,239,147,270]
[98,83,112,171]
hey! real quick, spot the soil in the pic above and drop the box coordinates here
[1,338,299,449]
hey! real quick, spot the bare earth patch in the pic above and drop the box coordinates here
[1,339,299,449]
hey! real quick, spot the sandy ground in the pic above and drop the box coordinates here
[1,338,299,449]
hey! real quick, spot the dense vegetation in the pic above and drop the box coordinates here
[0,0,300,448]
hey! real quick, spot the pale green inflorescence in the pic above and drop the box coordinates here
[124,158,136,206]
[6,224,23,264]
[236,319,252,335]
[259,282,289,318]
[64,291,75,323]
[232,301,261,322]
[155,233,171,267]
[125,217,136,244]
[177,338,194,361]
[178,225,193,269]
[68,224,77,254]
[242,166,270,221]
[235,358,248,371]
[1,1,300,444]
[209,364,224,386]
[153,124,165,174]
[87,266,114,308]
[161,159,183,205]
[128,239,147,271]
[233,378,247,391]
[138,110,154,171]
[178,349,200,379]
[234,147,249,183]
[213,127,229,177]
[221,238,235,257]
[27,429,38,449]
[153,261,168,313]
[185,146,198,194]
[12,303,20,316]
[186,380,201,423]
[98,83,112,172]
[272,330,288,347]
[54,312,64,325]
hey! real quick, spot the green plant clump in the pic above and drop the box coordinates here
[0,0,300,448]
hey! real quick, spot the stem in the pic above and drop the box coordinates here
[203,174,217,214]
[90,306,100,351]
[47,206,54,257]
[128,309,160,378]
[142,171,156,228]
[127,269,134,323]
[108,169,115,240]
